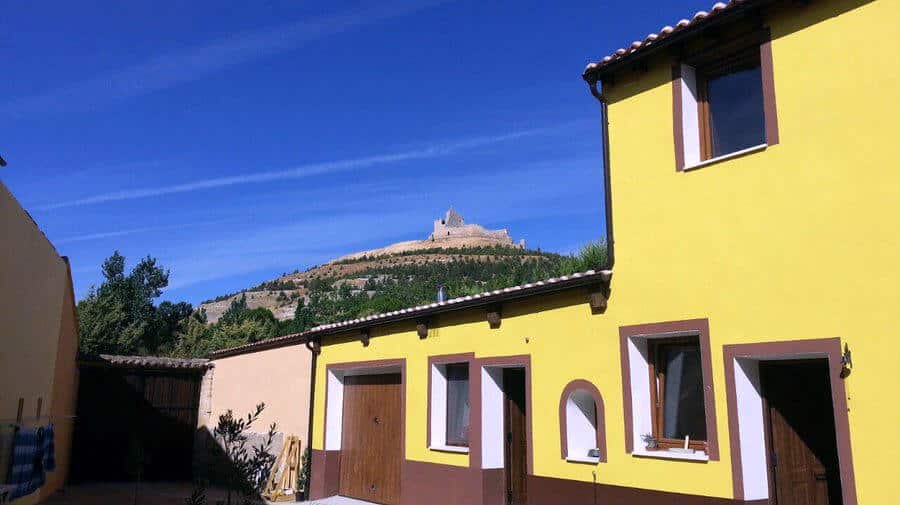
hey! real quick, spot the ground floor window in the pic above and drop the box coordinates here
[429,358,471,452]
[445,363,470,447]
[649,337,707,451]
[559,379,606,463]
[619,318,719,461]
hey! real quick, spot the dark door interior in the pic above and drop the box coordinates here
[71,367,201,482]
[339,373,402,505]
[761,360,842,505]
[503,368,527,505]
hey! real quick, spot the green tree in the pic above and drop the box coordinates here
[213,403,277,504]
[296,299,315,330]
[151,300,193,354]
[218,294,249,326]
[77,251,180,356]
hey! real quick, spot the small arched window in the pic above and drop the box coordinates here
[559,380,606,463]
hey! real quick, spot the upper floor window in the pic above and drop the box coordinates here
[697,48,765,159]
[673,30,779,170]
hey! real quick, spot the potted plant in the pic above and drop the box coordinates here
[641,433,659,450]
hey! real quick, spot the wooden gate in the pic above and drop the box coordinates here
[71,358,206,482]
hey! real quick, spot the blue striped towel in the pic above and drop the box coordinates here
[6,424,56,499]
[43,424,55,472]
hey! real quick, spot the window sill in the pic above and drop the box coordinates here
[429,444,469,454]
[631,448,709,462]
[565,455,600,464]
[683,143,767,171]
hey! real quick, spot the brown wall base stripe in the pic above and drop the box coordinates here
[309,449,341,500]
[481,468,505,505]
[311,454,769,505]
[400,460,482,505]
[527,474,767,505]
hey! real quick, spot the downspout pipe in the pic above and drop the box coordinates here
[584,75,615,269]
[303,337,321,499]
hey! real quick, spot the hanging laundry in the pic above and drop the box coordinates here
[6,425,54,500]
[42,424,56,472]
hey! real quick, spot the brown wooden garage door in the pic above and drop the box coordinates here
[339,373,402,505]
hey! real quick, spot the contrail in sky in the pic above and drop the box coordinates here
[54,220,227,245]
[1,0,450,119]
[35,122,587,211]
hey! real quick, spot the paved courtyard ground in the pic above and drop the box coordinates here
[42,482,233,505]
[41,482,374,505]
[296,496,374,505]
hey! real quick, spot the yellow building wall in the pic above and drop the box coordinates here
[0,180,80,504]
[311,0,899,503]
[602,0,899,501]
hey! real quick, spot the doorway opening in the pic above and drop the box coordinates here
[761,360,842,505]
[481,361,530,505]
[502,368,527,505]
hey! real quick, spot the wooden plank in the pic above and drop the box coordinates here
[264,435,302,501]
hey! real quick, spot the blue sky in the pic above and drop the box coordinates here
[1,0,712,305]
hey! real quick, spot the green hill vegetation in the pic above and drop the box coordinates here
[77,242,607,358]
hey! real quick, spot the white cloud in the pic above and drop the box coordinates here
[54,220,227,245]
[35,122,584,210]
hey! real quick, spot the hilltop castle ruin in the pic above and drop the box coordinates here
[430,208,525,248]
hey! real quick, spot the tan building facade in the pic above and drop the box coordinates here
[204,338,314,467]
[0,180,79,505]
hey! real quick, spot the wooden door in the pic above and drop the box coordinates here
[762,360,842,505]
[339,373,402,505]
[503,368,527,505]
[71,367,202,483]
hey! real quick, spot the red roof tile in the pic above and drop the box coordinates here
[583,0,766,79]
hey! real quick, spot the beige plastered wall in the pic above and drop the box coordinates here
[0,180,79,504]
[205,344,313,454]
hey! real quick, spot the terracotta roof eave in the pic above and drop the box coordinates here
[81,354,213,370]
[206,332,312,360]
[207,269,612,359]
[582,0,777,82]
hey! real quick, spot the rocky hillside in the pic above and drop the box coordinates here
[199,243,558,324]
[199,209,544,323]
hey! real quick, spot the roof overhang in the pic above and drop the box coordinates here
[583,0,777,83]
[208,269,611,359]
[79,354,213,371]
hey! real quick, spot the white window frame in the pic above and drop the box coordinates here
[429,362,469,453]
[625,331,710,462]
[565,390,600,463]
[677,63,768,171]
[324,364,402,452]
